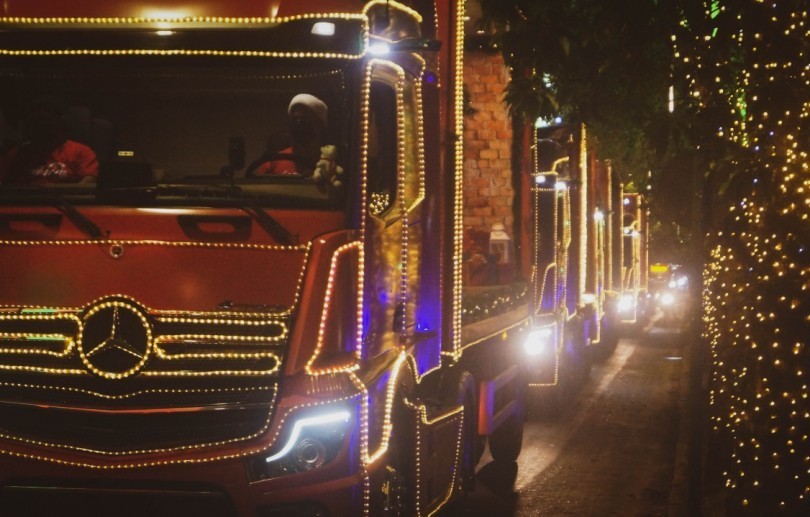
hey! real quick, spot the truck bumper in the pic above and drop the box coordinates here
[0,452,368,517]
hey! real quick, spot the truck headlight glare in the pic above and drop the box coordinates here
[524,327,554,356]
[618,294,635,313]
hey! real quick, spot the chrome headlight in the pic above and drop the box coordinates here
[252,407,352,480]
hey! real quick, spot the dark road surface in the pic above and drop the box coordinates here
[450,328,689,516]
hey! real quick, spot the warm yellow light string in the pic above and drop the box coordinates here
[680,2,810,512]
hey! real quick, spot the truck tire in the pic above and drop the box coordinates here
[568,317,590,384]
[540,323,580,418]
[542,352,572,418]
[374,368,416,516]
[598,312,619,358]
[488,374,525,463]
[440,369,480,493]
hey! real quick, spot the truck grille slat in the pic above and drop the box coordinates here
[0,301,286,456]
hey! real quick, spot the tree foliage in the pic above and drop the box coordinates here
[477,0,692,260]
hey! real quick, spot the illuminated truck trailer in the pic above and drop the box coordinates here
[0,1,527,515]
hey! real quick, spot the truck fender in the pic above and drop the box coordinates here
[419,367,480,492]
[370,357,418,516]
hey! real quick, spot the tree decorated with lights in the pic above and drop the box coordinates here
[675,1,810,512]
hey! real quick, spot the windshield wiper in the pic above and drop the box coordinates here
[146,184,297,244]
[155,184,297,244]
[54,197,106,239]
[0,186,106,239]
[242,204,297,245]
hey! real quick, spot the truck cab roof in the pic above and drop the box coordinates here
[1,0,366,20]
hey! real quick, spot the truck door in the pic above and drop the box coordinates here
[363,62,427,364]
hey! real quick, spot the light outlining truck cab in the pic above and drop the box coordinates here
[0,1,527,515]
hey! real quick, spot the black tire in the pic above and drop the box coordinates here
[373,371,416,516]
[595,308,620,361]
[440,369,479,493]
[488,374,526,462]
[542,351,572,418]
[564,317,589,385]
[541,321,585,417]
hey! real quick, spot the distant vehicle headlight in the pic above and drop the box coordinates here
[618,294,635,313]
[661,292,676,306]
[524,327,554,356]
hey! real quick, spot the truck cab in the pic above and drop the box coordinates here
[0,1,532,515]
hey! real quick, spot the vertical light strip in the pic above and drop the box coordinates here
[533,185,540,313]
[579,124,588,300]
[606,162,613,291]
[452,0,466,358]
[415,60,427,201]
[395,66,409,334]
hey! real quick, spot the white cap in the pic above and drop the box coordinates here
[288,93,327,126]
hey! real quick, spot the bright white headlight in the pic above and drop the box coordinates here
[368,42,391,55]
[661,292,675,306]
[618,294,635,313]
[524,327,554,356]
[265,410,351,463]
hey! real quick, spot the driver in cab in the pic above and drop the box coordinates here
[0,97,98,185]
[252,93,327,176]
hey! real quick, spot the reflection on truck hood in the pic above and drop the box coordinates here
[0,206,345,312]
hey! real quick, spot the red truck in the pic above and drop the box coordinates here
[0,1,528,515]
[616,191,650,326]
[520,123,623,406]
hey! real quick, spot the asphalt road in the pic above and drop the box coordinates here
[450,327,689,516]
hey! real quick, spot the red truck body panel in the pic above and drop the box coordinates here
[0,208,343,311]
[2,0,364,19]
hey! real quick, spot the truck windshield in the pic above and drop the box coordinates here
[0,56,357,209]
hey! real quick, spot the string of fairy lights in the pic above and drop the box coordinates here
[676,1,810,512]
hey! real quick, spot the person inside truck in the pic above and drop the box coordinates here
[248,93,328,176]
[0,97,98,185]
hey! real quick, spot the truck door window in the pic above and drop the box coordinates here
[366,82,398,216]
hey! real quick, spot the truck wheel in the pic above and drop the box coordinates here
[542,357,572,418]
[569,318,590,384]
[600,313,619,356]
[488,375,525,462]
[376,371,416,516]
[441,369,479,493]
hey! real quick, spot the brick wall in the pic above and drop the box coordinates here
[463,51,514,238]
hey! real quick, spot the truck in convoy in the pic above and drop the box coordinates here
[519,123,623,405]
[0,0,528,515]
[616,191,650,326]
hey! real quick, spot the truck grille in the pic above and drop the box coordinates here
[0,298,287,458]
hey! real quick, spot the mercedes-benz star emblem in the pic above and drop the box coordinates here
[79,299,152,379]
